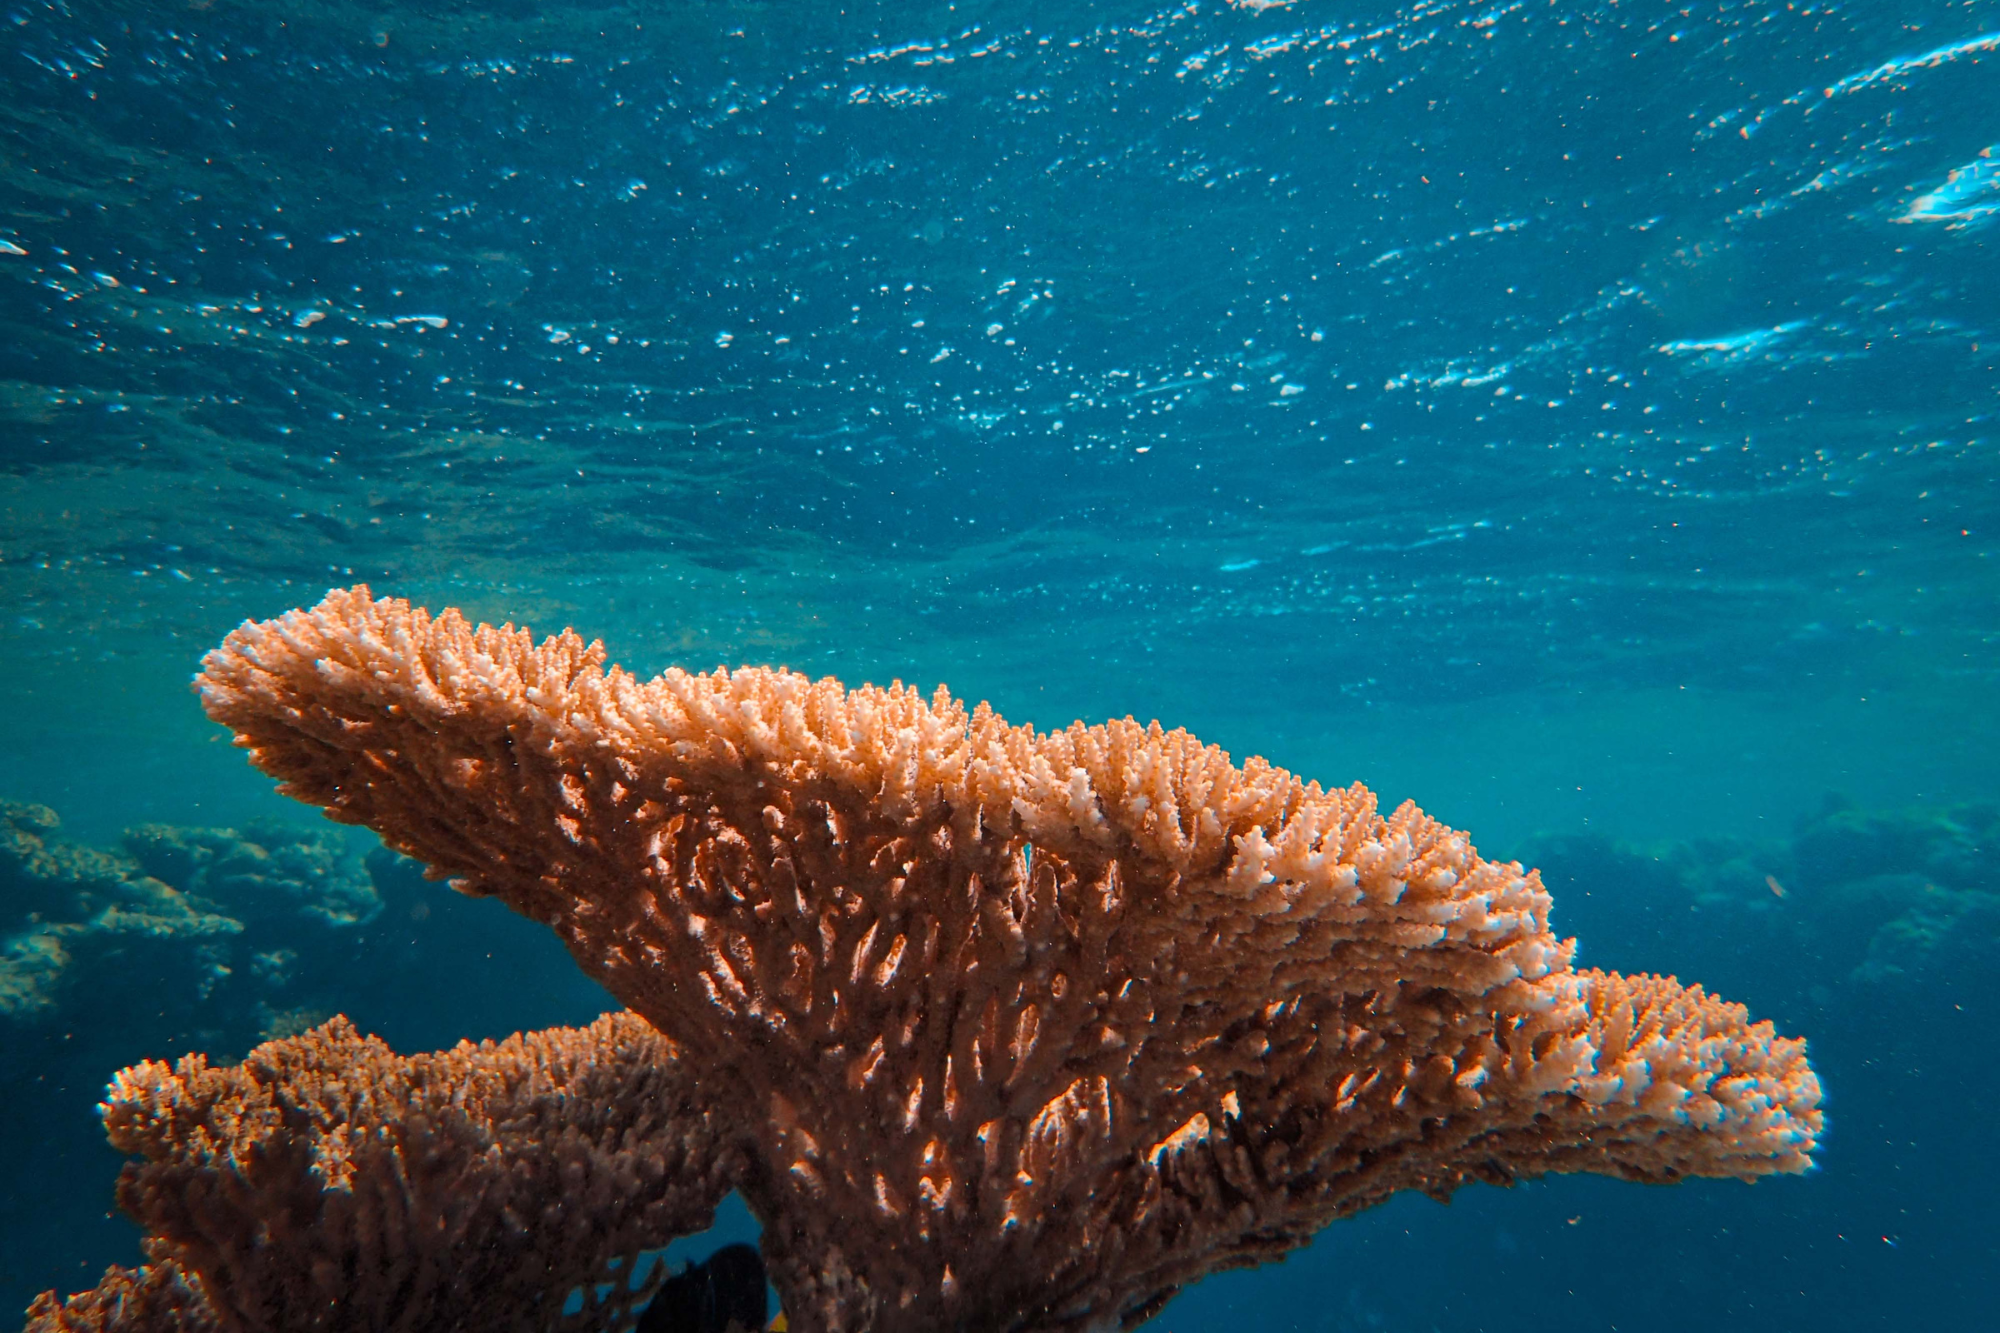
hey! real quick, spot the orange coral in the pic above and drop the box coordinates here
[195,587,1821,1332]
[25,1260,215,1333]
[53,1011,732,1333]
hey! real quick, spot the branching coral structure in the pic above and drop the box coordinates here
[191,587,1822,1333]
[24,1259,217,1333]
[29,1013,730,1333]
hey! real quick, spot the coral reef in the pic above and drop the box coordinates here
[186,587,1822,1333]
[0,805,377,1024]
[1522,793,2000,994]
[1792,797,1998,897]
[122,822,380,930]
[30,1013,729,1333]
[1,803,137,925]
[1853,888,2000,985]
[1,802,244,1021]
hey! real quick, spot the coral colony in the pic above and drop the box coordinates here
[32,589,1819,1333]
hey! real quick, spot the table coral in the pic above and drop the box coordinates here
[191,587,1822,1333]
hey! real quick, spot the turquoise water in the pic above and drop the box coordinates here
[1,0,1995,1327]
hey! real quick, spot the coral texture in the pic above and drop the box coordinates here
[194,587,1822,1333]
[24,1260,217,1333]
[46,1012,730,1333]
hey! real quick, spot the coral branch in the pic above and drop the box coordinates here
[83,1012,731,1333]
[24,1262,216,1333]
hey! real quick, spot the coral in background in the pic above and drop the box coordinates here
[192,587,1822,1333]
[0,804,383,1024]
[1522,793,2000,996]
[1,802,243,1020]
[1791,796,1999,896]
[0,929,70,1020]
[29,1013,729,1333]
[122,822,380,931]
[1,803,135,924]
[1852,888,2000,985]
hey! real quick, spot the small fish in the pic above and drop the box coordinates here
[637,1243,774,1333]
[1765,875,1788,899]
[1566,1215,1582,1226]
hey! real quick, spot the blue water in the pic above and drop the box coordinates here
[1,0,1995,1327]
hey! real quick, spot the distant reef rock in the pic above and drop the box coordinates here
[1,802,376,1030]
[1520,794,2000,1006]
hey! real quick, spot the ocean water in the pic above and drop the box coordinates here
[1,0,1995,1328]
